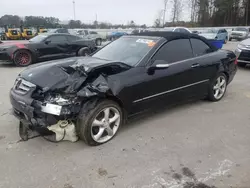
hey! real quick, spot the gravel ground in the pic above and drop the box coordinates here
[1,41,250,188]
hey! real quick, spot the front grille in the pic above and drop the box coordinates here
[26,31,32,35]
[239,50,250,61]
[10,30,18,35]
[13,78,36,95]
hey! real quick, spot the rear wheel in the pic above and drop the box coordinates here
[95,38,102,46]
[13,50,32,67]
[77,100,123,146]
[229,37,232,41]
[77,47,90,56]
[208,73,227,102]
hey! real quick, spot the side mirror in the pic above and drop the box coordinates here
[147,60,169,74]
[45,40,51,44]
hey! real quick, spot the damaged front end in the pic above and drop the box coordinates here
[10,57,131,142]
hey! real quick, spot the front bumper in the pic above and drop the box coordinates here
[230,35,246,39]
[235,48,250,64]
[9,88,57,131]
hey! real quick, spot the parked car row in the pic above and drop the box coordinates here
[7,31,237,146]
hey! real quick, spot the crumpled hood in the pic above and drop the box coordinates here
[199,33,217,39]
[20,56,131,93]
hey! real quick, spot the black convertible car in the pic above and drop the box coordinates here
[10,32,237,145]
[0,33,97,66]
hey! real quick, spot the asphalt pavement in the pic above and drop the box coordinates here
[1,41,250,188]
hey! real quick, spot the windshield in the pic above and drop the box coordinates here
[234,28,248,32]
[92,37,158,66]
[29,34,47,42]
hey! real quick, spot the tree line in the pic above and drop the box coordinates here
[1,0,250,30]
[155,0,250,27]
[0,15,145,29]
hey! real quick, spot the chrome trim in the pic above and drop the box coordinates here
[133,79,209,103]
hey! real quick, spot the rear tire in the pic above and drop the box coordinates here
[13,50,32,67]
[95,38,102,46]
[229,37,232,41]
[77,100,123,146]
[208,73,227,102]
[77,47,90,56]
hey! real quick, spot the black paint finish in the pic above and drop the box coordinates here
[9,33,237,126]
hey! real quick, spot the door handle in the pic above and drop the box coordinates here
[191,63,200,68]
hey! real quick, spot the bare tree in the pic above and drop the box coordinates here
[171,0,183,23]
[162,0,168,27]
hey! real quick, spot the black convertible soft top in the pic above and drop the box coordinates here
[132,31,216,50]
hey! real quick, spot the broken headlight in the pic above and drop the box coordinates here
[44,94,77,106]
[41,94,80,116]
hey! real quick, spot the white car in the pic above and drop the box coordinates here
[162,27,192,34]
[230,27,249,41]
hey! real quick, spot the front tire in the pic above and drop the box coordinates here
[208,73,227,102]
[77,100,123,146]
[13,50,32,67]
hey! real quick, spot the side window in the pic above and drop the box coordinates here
[153,39,193,64]
[48,35,68,43]
[180,28,190,33]
[174,28,180,32]
[67,35,80,42]
[90,31,98,34]
[190,38,212,57]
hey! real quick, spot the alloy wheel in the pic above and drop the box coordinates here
[91,107,121,143]
[213,76,226,100]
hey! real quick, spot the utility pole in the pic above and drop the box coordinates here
[246,0,249,26]
[73,0,76,20]
[162,0,168,27]
[95,13,98,29]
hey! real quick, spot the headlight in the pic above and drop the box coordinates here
[237,44,246,49]
[44,94,76,106]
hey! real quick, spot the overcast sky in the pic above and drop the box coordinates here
[1,0,189,25]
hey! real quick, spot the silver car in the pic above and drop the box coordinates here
[235,38,250,66]
[230,27,249,41]
[77,30,103,46]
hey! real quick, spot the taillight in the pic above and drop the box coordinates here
[234,58,238,65]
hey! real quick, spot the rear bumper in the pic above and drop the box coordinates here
[230,35,246,39]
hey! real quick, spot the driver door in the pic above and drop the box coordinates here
[127,39,208,114]
[38,35,69,59]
